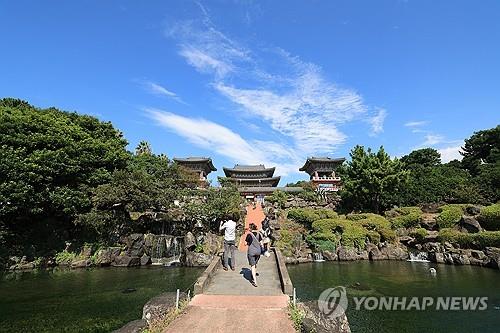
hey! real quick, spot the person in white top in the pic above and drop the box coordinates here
[219,213,237,271]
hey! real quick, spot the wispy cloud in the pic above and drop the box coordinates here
[146,108,300,175]
[405,120,428,128]
[367,108,387,136]
[140,80,186,104]
[421,134,445,146]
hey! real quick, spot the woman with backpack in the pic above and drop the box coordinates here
[246,223,263,287]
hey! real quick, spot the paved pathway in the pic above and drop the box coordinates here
[238,202,266,251]
[163,203,294,333]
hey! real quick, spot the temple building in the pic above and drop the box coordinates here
[173,157,217,183]
[299,157,346,192]
[220,164,280,187]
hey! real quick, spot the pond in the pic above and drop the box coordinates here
[288,261,500,333]
[0,266,202,333]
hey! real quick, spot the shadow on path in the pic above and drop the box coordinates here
[239,268,252,283]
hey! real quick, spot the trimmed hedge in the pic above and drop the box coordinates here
[386,207,422,228]
[410,227,427,242]
[478,204,500,231]
[438,228,500,249]
[436,205,464,229]
[347,213,396,242]
[287,208,338,228]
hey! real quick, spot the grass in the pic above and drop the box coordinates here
[288,302,305,332]
[142,298,189,333]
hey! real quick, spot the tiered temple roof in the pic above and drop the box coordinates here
[299,157,345,179]
[173,157,217,181]
[220,164,280,187]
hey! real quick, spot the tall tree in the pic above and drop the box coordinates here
[401,148,441,168]
[340,145,408,213]
[135,140,153,156]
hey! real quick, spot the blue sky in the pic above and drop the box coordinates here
[1,0,499,185]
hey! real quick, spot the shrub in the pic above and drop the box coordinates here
[438,228,500,249]
[366,230,381,245]
[288,208,337,228]
[386,206,423,228]
[298,190,320,203]
[347,213,395,243]
[410,228,428,242]
[341,224,368,249]
[275,220,307,257]
[306,236,337,252]
[478,204,500,231]
[436,205,464,229]
[55,250,77,265]
[266,190,289,208]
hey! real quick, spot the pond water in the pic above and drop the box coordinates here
[0,266,202,333]
[288,261,500,333]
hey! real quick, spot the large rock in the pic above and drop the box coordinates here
[298,300,351,333]
[126,234,145,257]
[451,253,470,265]
[203,232,222,255]
[71,259,90,268]
[184,232,196,251]
[112,319,147,333]
[142,291,186,324]
[112,255,141,267]
[95,247,121,266]
[184,251,213,267]
[323,250,338,261]
[485,247,500,269]
[140,255,152,266]
[337,247,368,261]
[466,205,481,216]
[457,216,482,233]
[79,244,93,259]
[429,252,445,264]
[380,244,408,260]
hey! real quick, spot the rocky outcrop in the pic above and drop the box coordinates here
[71,259,90,268]
[298,300,351,333]
[184,232,196,251]
[125,234,145,257]
[95,247,121,266]
[140,255,152,266]
[367,243,408,261]
[112,255,141,267]
[142,291,186,325]
[337,247,368,261]
[184,251,213,267]
[456,216,482,233]
[323,250,338,261]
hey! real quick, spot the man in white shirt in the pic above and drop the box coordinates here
[219,214,237,271]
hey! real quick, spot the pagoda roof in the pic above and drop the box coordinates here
[219,176,281,187]
[223,164,275,177]
[173,157,217,171]
[299,157,346,171]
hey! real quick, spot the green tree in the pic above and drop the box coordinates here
[340,146,408,213]
[401,148,441,168]
[135,140,153,156]
[0,98,130,256]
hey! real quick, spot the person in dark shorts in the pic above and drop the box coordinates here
[246,223,263,287]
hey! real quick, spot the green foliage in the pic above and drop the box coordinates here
[347,213,396,243]
[386,207,423,229]
[401,148,441,168]
[287,208,337,228]
[438,228,500,249]
[341,224,368,248]
[340,145,409,213]
[266,190,289,208]
[436,205,464,229]
[55,250,77,265]
[135,140,152,156]
[276,220,308,257]
[297,190,320,203]
[478,204,500,231]
[410,228,428,242]
[288,302,305,332]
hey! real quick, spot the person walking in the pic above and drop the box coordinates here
[219,213,237,271]
[246,223,263,287]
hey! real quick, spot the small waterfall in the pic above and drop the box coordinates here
[408,251,430,262]
[313,252,325,262]
[151,235,183,266]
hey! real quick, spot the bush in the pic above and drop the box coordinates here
[436,205,464,229]
[266,190,289,208]
[478,204,500,231]
[306,236,337,252]
[347,213,396,243]
[341,224,368,249]
[297,190,320,203]
[386,207,423,228]
[275,220,307,257]
[55,250,77,265]
[287,208,337,228]
[438,228,500,249]
[410,228,428,242]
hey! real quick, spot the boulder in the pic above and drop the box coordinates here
[112,255,141,267]
[203,232,222,255]
[95,247,122,266]
[298,300,351,333]
[429,252,445,264]
[399,236,415,245]
[140,255,152,266]
[184,232,196,251]
[423,231,439,242]
[142,291,186,325]
[126,234,145,257]
[421,203,440,214]
[466,205,481,216]
[444,253,454,265]
[457,216,482,233]
[184,251,213,267]
[79,244,93,259]
[71,259,90,268]
[337,247,368,261]
[485,247,500,269]
[380,244,408,260]
[323,250,338,261]
[112,319,147,333]
[451,253,470,265]
[422,242,443,253]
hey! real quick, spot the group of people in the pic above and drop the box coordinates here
[219,214,274,287]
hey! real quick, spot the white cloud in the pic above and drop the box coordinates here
[367,108,387,136]
[140,81,185,104]
[421,134,445,146]
[404,120,428,127]
[146,108,301,175]
[439,145,464,163]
